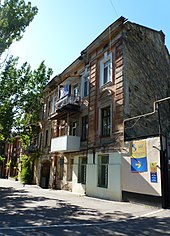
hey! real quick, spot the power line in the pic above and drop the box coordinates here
[109,0,119,18]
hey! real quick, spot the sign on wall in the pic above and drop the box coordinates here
[130,140,148,172]
[150,162,158,183]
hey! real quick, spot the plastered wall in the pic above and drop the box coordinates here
[122,137,162,196]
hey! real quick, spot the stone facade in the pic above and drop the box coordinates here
[123,22,170,139]
[36,17,170,202]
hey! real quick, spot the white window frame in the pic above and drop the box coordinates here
[99,52,112,87]
[73,83,79,97]
[81,68,89,98]
[78,156,87,184]
[51,95,57,114]
[70,121,77,136]
[98,155,109,188]
[98,104,112,136]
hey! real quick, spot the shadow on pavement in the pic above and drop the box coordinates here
[0,186,170,235]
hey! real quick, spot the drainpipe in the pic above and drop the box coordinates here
[123,96,170,209]
[157,103,168,208]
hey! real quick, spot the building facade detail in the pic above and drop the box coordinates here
[35,17,170,207]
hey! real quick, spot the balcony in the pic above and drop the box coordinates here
[51,135,80,153]
[56,95,80,113]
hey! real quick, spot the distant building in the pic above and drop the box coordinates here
[36,17,170,208]
[3,136,21,179]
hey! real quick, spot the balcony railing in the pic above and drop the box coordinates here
[56,95,80,112]
[51,135,80,153]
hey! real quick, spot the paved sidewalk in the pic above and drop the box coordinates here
[0,178,166,220]
[0,178,170,235]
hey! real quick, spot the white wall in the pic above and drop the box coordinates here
[72,153,122,200]
[122,137,162,196]
[72,156,86,194]
[86,152,122,201]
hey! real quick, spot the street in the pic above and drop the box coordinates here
[0,179,170,235]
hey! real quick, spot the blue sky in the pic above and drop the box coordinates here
[10,0,170,77]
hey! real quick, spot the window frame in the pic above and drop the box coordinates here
[98,155,109,188]
[51,95,57,114]
[99,52,112,87]
[70,121,77,136]
[44,129,49,147]
[101,106,111,137]
[73,83,79,97]
[81,69,90,98]
[78,156,87,184]
[81,115,88,141]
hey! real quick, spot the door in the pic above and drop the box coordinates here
[40,160,50,188]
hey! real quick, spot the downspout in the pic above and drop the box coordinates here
[123,96,170,209]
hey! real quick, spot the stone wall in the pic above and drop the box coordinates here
[123,22,170,139]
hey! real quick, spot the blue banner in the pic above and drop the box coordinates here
[131,157,148,172]
[60,84,69,99]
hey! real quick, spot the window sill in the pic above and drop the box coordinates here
[81,95,89,99]
[78,182,86,185]
[97,185,108,189]
[100,81,112,89]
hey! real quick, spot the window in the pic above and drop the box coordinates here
[70,122,77,136]
[98,155,109,188]
[103,60,111,84]
[81,75,89,98]
[100,53,112,87]
[47,100,51,116]
[73,84,79,97]
[41,105,44,120]
[101,106,111,136]
[78,157,87,184]
[51,96,57,114]
[45,130,48,147]
[59,84,69,99]
[81,115,88,141]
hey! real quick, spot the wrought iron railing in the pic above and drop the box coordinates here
[56,95,80,110]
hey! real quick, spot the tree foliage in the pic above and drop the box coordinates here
[0,0,53,177]
[20,154,32,184]
[0,57,53,140]
[0,155,5,165]
[0,0,38,56]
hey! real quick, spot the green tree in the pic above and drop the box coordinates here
[0,56,53,141]
[20,154,32,184]
[0,0,38,57]
[0,0,53,184]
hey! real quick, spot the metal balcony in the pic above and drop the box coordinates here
[56,95,80,112]
[51,135,80,153]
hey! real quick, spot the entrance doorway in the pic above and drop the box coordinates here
[40,160,50,188]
